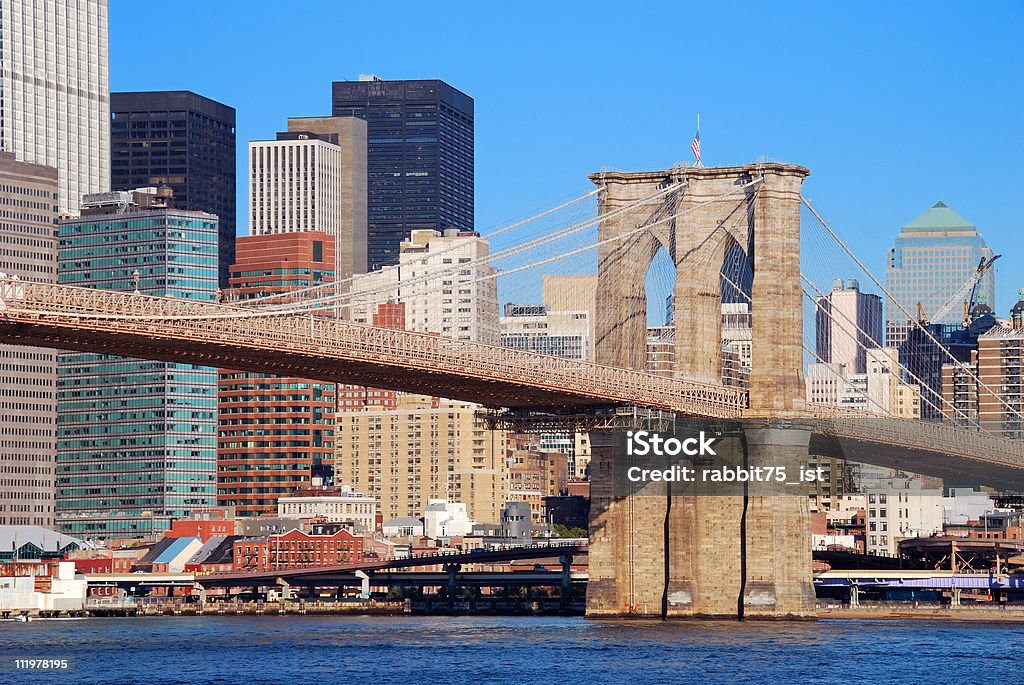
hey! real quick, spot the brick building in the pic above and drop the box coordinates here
[69,553,135,575]
[945,511,1024,541]
[218,233,338,516]
[943,300,1024,438]
[164,509,235,543]
[232,528,364,571]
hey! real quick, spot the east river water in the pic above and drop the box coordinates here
[1,615,1019,684]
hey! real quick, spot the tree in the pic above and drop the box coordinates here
[552,524,587,538]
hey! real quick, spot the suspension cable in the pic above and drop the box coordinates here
[9,182,763,323]
[256,180,691,313]
[241,181,686,309]
[801,195,1024,424]
[799,275,965,423]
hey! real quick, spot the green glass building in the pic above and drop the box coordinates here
[885,201,996,348]
[56,189,219,538]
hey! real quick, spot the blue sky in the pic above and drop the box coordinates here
[110,1,1024,311]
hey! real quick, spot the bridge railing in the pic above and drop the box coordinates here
[811,406,1024,466]
[8,281,1024,462]
[1,280,748,417]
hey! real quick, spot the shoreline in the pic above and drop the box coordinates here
[817,604,1024,622]
[9,605,1024,623]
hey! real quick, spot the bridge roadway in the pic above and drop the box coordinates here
[83,572,194,588]
[3,281,1024,487]
[337,570,589,588]
[83,571,589,591]
[0,281,745,417]
[815,570,1024,592]
[197,543,587,588]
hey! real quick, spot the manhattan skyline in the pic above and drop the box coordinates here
[107,1,1024,312]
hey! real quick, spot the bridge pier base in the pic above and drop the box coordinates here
[355,570,371,600]
[560,554,573,614]
[444,563,460,615]
[585,426,815,619]
[738,426,815,618]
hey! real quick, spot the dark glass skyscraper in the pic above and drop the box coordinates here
[110,91,236,287]
[332,77,474,271]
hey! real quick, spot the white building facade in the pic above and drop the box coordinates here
[276,487,377,532]
[249,134,342,236]
[249,133,344,272]
[942,488,999,526]
[350,229,499,344]
[0,0,110,215]
[423,499,473,538]
[500,306,593,361]
[0,562,85,612]
[865,477,943,556]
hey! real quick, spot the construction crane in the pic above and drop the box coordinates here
[917,255,1000,326]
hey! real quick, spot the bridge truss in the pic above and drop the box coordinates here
[0,169,1023,489]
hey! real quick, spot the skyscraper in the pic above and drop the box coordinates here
[244,122,366,514]
[885,202,996,348]
[332,76,474,271]
[0,152,58,527]
[249,123,367,285]
[110,91,236,287]
[815,279,883,375]
[56,188,219,538]
[286,117,367,280]
[0,0,110,215]
[218,232,338,517]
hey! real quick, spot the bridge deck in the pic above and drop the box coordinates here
[0,282,745,417]
[199,544,588,587]
[3,282,1024,483]
[810,411,1024,489]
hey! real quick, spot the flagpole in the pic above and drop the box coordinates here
[693,113,703,168]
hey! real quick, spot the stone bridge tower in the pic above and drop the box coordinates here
[586,163,815,618]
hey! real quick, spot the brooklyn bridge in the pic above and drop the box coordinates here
[2,163,1021,618]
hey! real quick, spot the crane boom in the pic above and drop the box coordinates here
[926,255,1000,325]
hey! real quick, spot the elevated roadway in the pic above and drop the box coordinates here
[199,543,587,588]
[3,282,1024,486]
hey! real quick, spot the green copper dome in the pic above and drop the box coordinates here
[901,201,978,233]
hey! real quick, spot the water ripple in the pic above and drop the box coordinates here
[0,616,1015,684]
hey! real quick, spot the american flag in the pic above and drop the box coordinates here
[691,125,701,166]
